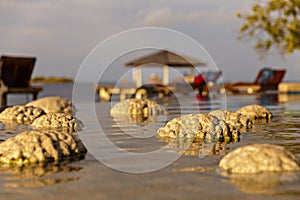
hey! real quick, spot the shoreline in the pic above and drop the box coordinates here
[31,76,74,84]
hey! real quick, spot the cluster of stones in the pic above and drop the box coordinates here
[0,96,80,132]
[0,130,86,166]
[157,113,239,142]
[156,103,300,174]
[216,105,300,174]
[219,143,300,174]
[0,96,86,166]
[157,104,273,142]
[110,98,166,122]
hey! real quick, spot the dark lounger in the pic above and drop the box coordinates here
[0,55,43,107]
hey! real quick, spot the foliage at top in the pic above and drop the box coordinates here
[237,0,300,55]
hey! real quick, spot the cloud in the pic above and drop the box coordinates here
[135,2,242,29]
[136,7,182,27]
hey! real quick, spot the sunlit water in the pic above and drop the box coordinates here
[0,83,300,199]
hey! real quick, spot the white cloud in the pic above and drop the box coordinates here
[135,2,243,32]
[137,7,178,26]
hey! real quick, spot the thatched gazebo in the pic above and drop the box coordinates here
[125,50,206,87]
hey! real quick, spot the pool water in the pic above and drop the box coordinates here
[0,85,300,200]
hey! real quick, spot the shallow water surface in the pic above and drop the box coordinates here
[0,86,300,199]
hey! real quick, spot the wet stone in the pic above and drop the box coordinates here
[0,105,45,124]
[219,143,300,174]
[0,130,87,166]
[236,104,272,121]
[110,98,166,122]
[209,110,252,130]
[157,113,239,142]
[26,96,74,114]
[31,113,83,132]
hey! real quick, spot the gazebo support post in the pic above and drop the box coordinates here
[189,67,195,77]
[163,65,169,85]
[135,67,142,87]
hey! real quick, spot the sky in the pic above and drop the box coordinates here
[0,0,299,83]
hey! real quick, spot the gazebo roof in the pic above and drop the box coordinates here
[125,50,206,67]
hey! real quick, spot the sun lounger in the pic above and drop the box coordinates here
[0,55,43,107]
[225,68,286,94]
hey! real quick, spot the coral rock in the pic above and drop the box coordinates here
[110,98,166,122]
[209,110,252,129]
[157,113,239,142]
[0,130,86,166]
[31,113,82,132]
[0,105,45,123]
[236,104,272,121]
[26,96,74,114]
[219,144,300,174]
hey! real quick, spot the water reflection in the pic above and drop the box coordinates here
[5,176,80,188]
[173,166,214,172]
[278,93,300,102]
[257,93,279,105]
[0,121,32,134]
[0,163,82,188]
[257,93,300,105]
[0,121,33,143]
[246,116,300,154]
[221,172,300,195]
[111,113,166,124]
[159,137,238,156]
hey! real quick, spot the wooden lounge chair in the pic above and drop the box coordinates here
[0,55,43,107]
[225,68,286,94]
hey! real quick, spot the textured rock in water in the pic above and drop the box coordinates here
[219,144,300,174]
[209,110,252,129]
[0,105,45,123]
[236,104,272,121]
[31,113,82,132]
[0,130,86,166]
[26,96,74,114]
[110,98,166,122]
[157,113,239,142]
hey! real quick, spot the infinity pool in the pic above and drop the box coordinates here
[0,91,300,200]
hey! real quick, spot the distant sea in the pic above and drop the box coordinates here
[7,83,74,106]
